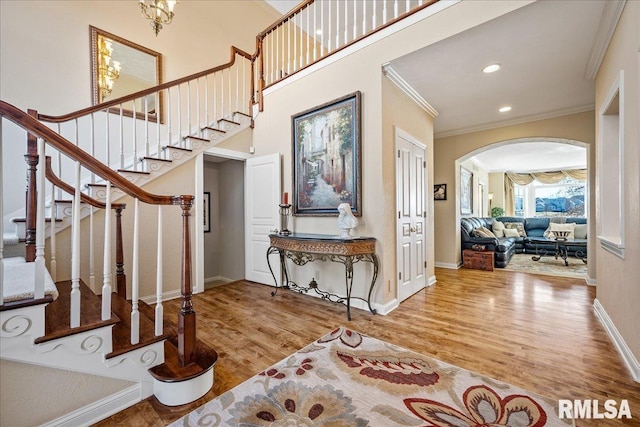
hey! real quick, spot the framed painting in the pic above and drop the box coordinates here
[460,167,473,215]
[203,192,211,233]
[434,183,447,201]
[292,91,362,216]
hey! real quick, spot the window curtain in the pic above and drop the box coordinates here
[503,169,587,216]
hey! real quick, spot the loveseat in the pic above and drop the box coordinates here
[461,216,588,268]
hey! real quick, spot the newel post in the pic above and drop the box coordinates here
[175,195,195,366]
[24,109,39,262]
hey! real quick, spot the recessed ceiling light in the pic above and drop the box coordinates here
[482,63,501,73]
[499,106,512,113]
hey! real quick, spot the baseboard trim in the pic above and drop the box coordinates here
[41,384,143,427]
[428,275,437,287]
[585,274,597,286]
[140,289,181,305]
[373,298,399,316]
[593,298,640,382]
[434,261,460,269]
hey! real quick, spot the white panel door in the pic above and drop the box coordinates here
[245,153,281,284]
[396,129,427,302]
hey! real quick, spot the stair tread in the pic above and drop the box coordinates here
[218,118,241,126]
[202,126,226,133]
[34,280,119,344]
[164,146,193,153]
[0,295,54,312]
[184,135,209,142]
[106,296,168,359]
[233,111,252,118]
[118,169,151,175]
[143,156,173,163]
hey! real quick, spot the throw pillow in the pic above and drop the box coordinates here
[503,228,520,238]
[574,223,588,239]
[472,226,496,238]
[504,222,527,237]
[492,220,505,238]
[548,222,576,239]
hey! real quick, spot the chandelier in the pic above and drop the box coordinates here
[97,36,121,100]
[139,0,178,36]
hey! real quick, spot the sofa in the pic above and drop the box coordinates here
[461,216,588,268]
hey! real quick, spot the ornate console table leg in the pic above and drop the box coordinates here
[343,256,354,321]
[367,254,379,314]
[266,246,281,296]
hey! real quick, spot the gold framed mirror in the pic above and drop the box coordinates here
[90,26,163,122]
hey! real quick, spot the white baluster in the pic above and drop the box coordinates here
[34,138,46,299]
[227,68,232,118]
[383,0,388,23]
[306,6,310,66]
[394,0,399,19]
[131,197,140,345]
[177,86,183,147]
[49,176,57,282]
[144,96,150,158]
[236,64,240,114]
[276,26,280,81]
[167,87,172,150]
[204,76,209,132]
[406,0,411,14]
[213,72,218,125]
[362,0,366,36]
[89,205,95,291]
[196,78,201,138]
[70,161,81,328]
[320,0,325,57]
[373,0,377,29]
[299,13,304,69]
[242,59,247,113]
[353,0,357,40]
[344,1,348,45]
[132,101,138,171]
[119,105,124,169]
[101,182,112,321]
[288,20,292,74]
[156,91,161,156]
[313,2,318,62]
[187,81,191,145]
[155,206,163,336]
[105,110,110,168]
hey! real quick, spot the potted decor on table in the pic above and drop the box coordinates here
[491,207,505,218]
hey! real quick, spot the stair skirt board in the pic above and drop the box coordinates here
[41,383,150,427]
[153,365,215,406]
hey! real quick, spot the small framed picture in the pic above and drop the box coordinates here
[203,192,211,233]
[434,184,447,201]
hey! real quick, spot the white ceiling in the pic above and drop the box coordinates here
[264,0,610,172]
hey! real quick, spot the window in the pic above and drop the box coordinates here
[514,177,586,218]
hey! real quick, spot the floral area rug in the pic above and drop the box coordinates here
[171,327,569,426]
[503,253,587,279]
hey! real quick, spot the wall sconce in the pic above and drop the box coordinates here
[139,0,178,36]
[488,192,494,209]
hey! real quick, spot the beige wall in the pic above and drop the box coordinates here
[382,75,435,295]
[251,1,529,306]
[594,1,640,365]
[433,111,595,270]
[0,360,133,426]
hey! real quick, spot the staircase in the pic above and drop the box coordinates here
[1,0,442,422]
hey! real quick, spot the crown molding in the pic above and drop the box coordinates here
[434,103,595,139]
[382,63,439,117]
[584,0,626,80]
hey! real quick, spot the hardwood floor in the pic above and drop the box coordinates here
[96,267,640,426]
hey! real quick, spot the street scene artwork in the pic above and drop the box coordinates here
[292,92,362,216]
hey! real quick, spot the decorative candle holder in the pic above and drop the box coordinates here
[279,204,292,235]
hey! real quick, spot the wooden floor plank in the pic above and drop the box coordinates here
[95,268,640,426]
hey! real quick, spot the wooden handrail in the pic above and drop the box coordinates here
[44,156,126,211]
[1,100,187,206]
[258,0,314,37]
[37,46,254,123]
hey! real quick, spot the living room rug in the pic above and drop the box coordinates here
[503,253,587,279]
[171,327,569,426]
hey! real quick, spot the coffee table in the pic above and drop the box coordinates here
[529,237,587,266]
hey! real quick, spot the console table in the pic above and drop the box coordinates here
[266,233,379,320]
